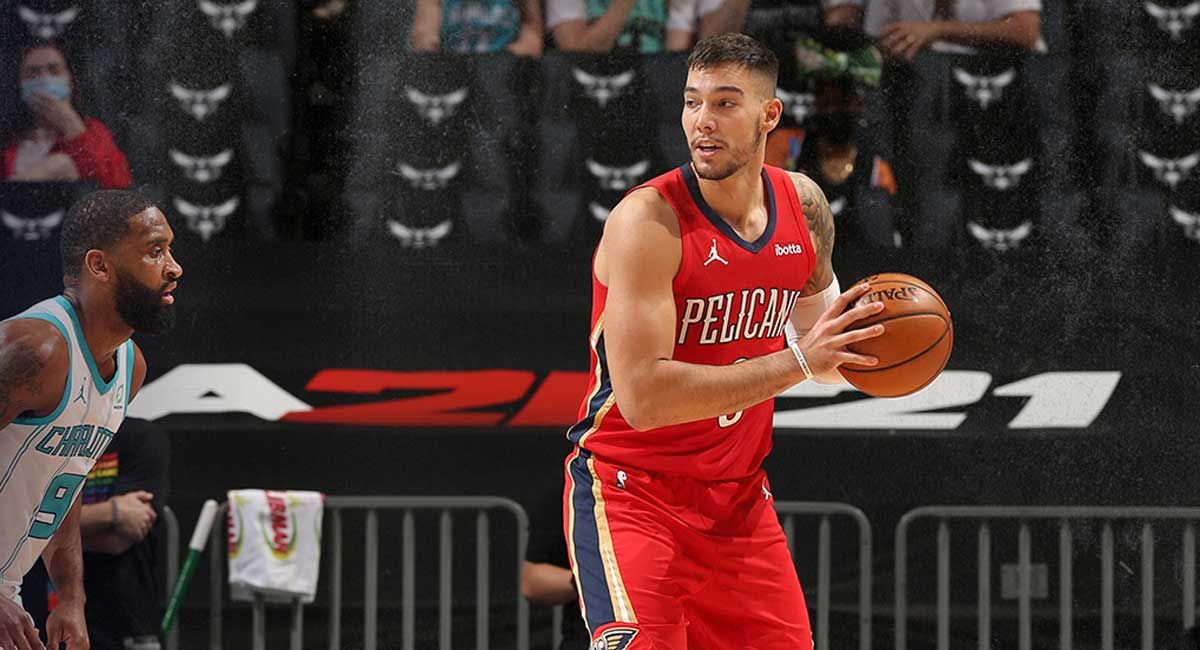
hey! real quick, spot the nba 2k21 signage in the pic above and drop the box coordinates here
[128,365,1121,432]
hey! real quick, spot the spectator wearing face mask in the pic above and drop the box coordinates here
[2,41,131,189]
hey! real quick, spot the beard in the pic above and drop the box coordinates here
[114,269,176,334]
[692,128,763,181]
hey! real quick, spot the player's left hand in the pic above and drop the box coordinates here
[45,600,88,650]
[878,21,942,61]
[27,92,86,140]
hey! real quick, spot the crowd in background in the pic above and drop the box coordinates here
[0,0,1196,260]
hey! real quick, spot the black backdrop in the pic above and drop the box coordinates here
[3,234,1199,645]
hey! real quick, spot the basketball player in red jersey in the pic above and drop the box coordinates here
[563,34,887,649]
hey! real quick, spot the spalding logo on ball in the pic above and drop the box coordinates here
[839,272,953,398]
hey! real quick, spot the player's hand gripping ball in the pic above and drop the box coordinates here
[838,273,953,397]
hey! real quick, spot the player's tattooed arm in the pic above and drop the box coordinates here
[0,320,69,429]
[789,172,836,296]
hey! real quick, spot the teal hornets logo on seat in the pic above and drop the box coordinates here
[592,626,638,650]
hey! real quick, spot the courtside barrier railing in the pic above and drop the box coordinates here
[206,496,530,650]
[163,505,179,650]
[775,501,874,650]
[895,506,1200,650]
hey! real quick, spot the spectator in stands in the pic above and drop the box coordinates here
[411,0,545,56]
[2,41,131,189]
[521,481,588,650]
[822,0,1042,58]
[546,0,699,52]
[24,418,169,649]
[696,0,751,39]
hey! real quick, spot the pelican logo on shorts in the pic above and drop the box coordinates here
[174,196,239,242]
[588,202,613,222]
[572,68,635,108]
[776,88,815,123]
[17,5,79,40]
[952,68,1016,109]
[586,160,650,192]
[198,0,258,38]
[387,219,453,249]
[393,161,461,190]
[403,86,469,126]
[1,209,63,241]
[227,495,245,559]
[592,627,638,650]
[1169,205,1200,242]
[1138,150,1200,189]
[968,158,1033,191]
[169,82,232,122]
[967,220,1033,251]
[261,491,298,560]
[1145,1,1200,41]
[170,149,234,184]
[615,470,627,489]
[1148,83,1200,124]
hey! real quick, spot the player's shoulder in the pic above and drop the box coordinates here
[0,317,71,409]
[604,186,680,239]
[785,170,823,198]
[0,317,70,369]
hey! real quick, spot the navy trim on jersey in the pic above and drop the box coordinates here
[568,449,616,632]
[55,296,123,395]
[9,313,73,426]
[680,164,777,254]
[566,333,613,446]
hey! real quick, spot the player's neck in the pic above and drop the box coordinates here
[61,287,133,366]
[693,161,766,232]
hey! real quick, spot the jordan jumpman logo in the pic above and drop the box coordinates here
[703,238,728,267]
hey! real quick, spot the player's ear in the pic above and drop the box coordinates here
[763,96,783,132]
[83,249,110,282]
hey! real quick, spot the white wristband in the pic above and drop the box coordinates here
[789,341,814,380]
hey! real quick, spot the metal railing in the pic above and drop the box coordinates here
[163,505,179,650]
[895,506,1200,650]
[775,501,874,650]
[206,496,530,650]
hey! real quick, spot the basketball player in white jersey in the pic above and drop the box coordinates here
[0,190,182,650]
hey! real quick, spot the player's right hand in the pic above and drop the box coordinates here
[114,491,157,542]
[796,282,886,377]
[0,592,45,650]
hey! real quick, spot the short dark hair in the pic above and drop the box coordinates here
[61,190,158,282]
[687,34,779,88]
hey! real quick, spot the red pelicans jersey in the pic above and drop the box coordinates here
[568,164,817,481]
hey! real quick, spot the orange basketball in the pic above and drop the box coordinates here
[838,273,953,398]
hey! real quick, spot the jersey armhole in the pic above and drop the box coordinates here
[776,169,819,277]
[625,183,693,289]
[124,340,135,410]
[8,313,73,426]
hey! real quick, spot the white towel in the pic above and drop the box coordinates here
[226,489,324,603]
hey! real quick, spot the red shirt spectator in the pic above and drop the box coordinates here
[2,42,131,189]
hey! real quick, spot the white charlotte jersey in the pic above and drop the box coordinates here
[0,296,133,601]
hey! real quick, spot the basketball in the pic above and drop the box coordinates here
[838,273,953,398]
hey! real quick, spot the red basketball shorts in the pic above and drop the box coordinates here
[563,447,813,650]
